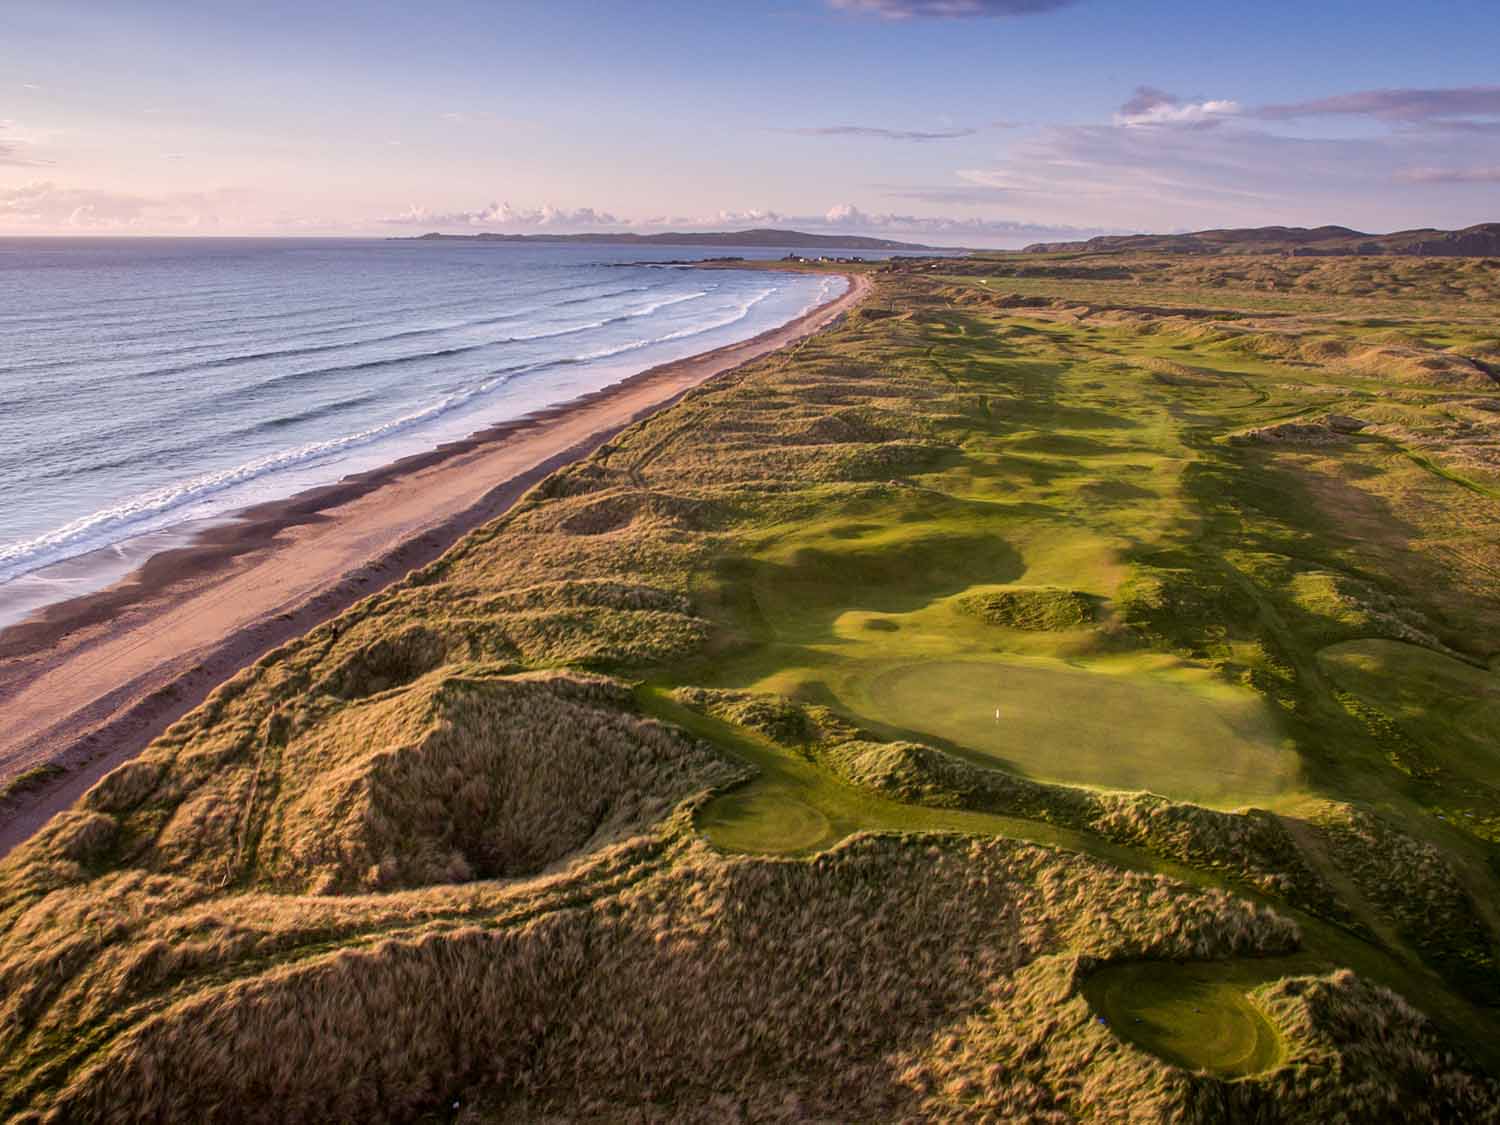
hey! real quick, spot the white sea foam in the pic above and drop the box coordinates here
[0,246,836,593]
[0,369,524,583]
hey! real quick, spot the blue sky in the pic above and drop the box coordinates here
[3,0,1499,245]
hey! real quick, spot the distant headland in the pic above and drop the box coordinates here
[395,227,940,251]
[1024,222,1500,257]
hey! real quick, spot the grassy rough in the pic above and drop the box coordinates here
[1312,803,1499,1003]
[26,836,1300,1124]
[56,669,737,896]
[954,585,1099,630]
[901,956,1500,1123]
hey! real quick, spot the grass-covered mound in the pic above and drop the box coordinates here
[263,670,740,892]
[955,585,1100,630]
[11,833,1306,1123]
[1319,638,1500,788]
[60,668,738,895]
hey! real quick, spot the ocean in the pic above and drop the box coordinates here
[0,238,849,624]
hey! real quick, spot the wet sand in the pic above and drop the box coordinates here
[0,269,871,857]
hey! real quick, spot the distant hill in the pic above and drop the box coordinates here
[1023,223,1500,257]
[399,228,938,252]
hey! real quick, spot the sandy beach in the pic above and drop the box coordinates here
[0,268,870,857]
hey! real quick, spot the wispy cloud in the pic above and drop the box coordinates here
[1396,165,1500,184]
[880,185,1032,205]
[0,121,49,167]
[829,0,1080,17]
[946,80,1500,230]
[1256,85,1500,123]
[436,111,538,129]
[0,181,231,229]
[782,124,978,142]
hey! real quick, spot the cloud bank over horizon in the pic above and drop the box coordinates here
[378,199,1111,246]
[0,179,1108,246]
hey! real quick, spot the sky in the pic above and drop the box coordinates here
[2,0,1499,247]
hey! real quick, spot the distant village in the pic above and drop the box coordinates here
[780,253,869,264]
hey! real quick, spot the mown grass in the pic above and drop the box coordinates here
[1083,957,1303,1076]
[2,254,1499,1119]
[1319,639,1500,790]
[850,656,1295,803]
[642,685,1173,866]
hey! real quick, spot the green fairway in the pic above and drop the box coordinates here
[695,788,834,853]
[641,688,1163,864]
[1319,639,1500,786]
[1084,959,1297,1077]
[847,657,1298,804]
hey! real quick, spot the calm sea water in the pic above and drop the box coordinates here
[0,238,847,617]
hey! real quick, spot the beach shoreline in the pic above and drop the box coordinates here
[0,267,870,858]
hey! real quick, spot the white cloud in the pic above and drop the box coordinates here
[1113,87,1240,129]
[819,201,1100,239]
[382,201,627,228]
[0,182,148,227]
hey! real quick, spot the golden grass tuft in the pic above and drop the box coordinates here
[1312,804,1499,1002]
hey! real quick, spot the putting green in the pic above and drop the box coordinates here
[696,788,834,854]
[649,690,1162,864]
[847,658,1297,804]
[1084,960,1290,1077]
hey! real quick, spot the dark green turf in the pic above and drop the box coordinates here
[1084,959,1302,1076]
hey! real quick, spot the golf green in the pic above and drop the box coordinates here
[1084,960,1290,1076]
[695,788,835,854]
[848,658,1298,804]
